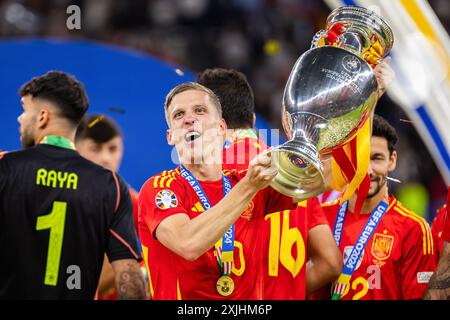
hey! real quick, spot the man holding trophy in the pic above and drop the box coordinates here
[266,6,435,300]
[138,5,425,300]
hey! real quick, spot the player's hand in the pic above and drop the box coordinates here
[374,56,395,98]
[243,149,278,191]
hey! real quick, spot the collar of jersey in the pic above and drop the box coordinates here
[40,135,76,150]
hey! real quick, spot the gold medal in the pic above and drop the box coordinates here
[216,276,234,296]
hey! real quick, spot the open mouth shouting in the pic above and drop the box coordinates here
[185,131,201,143]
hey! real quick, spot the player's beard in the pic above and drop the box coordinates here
[20,119,37,148]
[367,175,386,198]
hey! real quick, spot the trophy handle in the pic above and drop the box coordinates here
[311,29,328,49]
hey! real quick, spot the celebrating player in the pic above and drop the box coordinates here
[138,82,296,299]
[310,115,437,300]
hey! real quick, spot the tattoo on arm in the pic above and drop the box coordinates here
[424,242,450,300]
[113,260,147,300]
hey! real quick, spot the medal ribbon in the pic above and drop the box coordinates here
[331,200,389,300]
[179,165,234,276]
[40,135,75,150]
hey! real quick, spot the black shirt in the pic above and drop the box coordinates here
[0,144,141,299]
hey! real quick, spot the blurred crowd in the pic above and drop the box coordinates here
[0,0,449,222]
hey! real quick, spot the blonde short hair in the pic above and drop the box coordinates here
[164,82,222,126]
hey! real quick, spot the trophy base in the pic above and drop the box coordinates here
[268,141,325,200]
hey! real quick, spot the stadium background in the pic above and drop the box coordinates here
[0,0,448,223]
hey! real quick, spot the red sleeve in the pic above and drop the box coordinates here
[443,187,450,242]
[306,197,329,230]
[431,206,447,257]
[401,220,437,299]
[138,176,188,238]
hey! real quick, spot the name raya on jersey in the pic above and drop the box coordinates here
[311,196,436,300]
[138,167,295,300]
[263,197,329,300]
[0,144,141,299]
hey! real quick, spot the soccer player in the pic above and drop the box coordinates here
[310,115,437,300]
[424,186,450,299]
[0,71,146,299]
[138,82,296,299]
[196,68,268,170]
[197,68,341,299]
[75,114,145,300]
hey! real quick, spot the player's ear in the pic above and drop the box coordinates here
[219,118,227,137]
[388,150,397,172]
[166,129,175,146]
[37,108,50,129]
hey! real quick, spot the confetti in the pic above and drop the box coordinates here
[88,115,105,128]
[399,118,414,124]
[175,69,184,76]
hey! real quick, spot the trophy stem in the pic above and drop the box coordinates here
[269,140,325,199]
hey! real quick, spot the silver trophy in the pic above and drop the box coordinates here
[269,6,393,199]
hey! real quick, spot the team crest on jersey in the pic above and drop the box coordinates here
[155,189,178,210]
[343,246,364,271]
[240,201,254,220]
[371,233,394,261]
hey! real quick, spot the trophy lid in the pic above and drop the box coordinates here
[326,6,394,56]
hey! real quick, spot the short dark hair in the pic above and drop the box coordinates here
[19,71,89,126]
[372,114,398,155]
[75,114,122,143]
[197,68,254,129]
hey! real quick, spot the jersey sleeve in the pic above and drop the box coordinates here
[442,205,450,242]
[443,187,450,242]
[306,197,329,230]
[431,206,446,257]
[138,175,188,239]
[106,173,142,263]
[400,219,437,299]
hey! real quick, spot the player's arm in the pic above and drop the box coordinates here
[107,173,146,299]
[424,241,450,299]
[306,224,342,295]
[97,254,116,297]
[111,259,147,300]
[374,57,395,98]
[155,152,277,261]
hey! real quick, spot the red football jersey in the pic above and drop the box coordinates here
[431,205,447,258]
[223,136,268,171]
[310,196,436,300]
[443,186,450,242]
[263,197,328,299]
[138,167,295,300]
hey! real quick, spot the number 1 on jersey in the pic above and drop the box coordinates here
[36,201,67,286]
